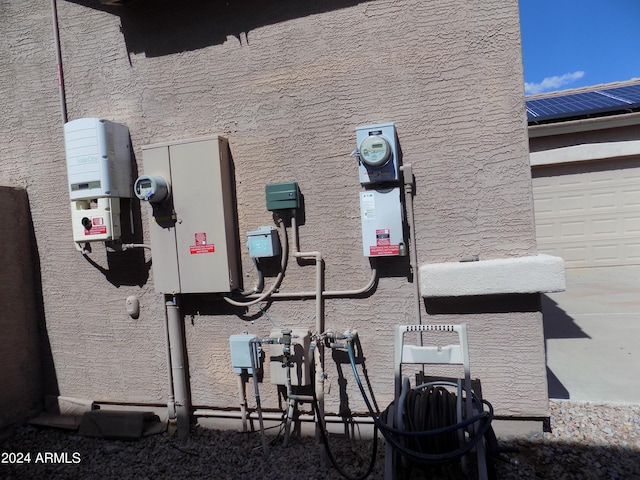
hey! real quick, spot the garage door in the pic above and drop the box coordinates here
[532,158,640,268]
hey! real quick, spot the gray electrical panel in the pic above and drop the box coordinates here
[141,136,239,294]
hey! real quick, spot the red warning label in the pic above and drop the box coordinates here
[190,232,215,254]
[85,226,107,236]
[369,245,400,256]
[369,228,399,256]
[84,217,107,235]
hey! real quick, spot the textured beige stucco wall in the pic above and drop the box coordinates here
[0,0,546,419]
[0,187,42,427]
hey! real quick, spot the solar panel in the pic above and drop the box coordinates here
[526,83,640,123]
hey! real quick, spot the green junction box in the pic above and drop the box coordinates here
[265,182,300,211]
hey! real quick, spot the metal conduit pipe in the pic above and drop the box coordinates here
[165,297,191,439]
[51,0,68,124]
[400,164,422,325]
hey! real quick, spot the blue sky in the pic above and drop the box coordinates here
[519,0,640,95]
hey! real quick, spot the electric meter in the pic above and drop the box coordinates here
[359,135,391,167]
[134,175,170,203]
[356,122,400,185]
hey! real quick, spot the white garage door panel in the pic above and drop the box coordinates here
[532,158,640,268]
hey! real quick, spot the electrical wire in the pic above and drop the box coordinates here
[311,389,378,480]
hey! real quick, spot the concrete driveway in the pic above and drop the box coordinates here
[542,265,640,404]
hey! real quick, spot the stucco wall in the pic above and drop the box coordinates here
[0,187,42,428]
[0,0,546,419]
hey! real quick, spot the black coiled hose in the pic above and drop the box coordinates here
[347,342,494,465]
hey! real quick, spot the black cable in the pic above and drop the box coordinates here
[311,394,378,480]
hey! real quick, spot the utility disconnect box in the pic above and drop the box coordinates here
[141,136,239,294]
[269,328,311,386]
[360,187,404,257]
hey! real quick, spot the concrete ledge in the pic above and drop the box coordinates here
[419,254,566,297]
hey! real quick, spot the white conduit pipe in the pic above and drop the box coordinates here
[162,300,177,432]
[192,409,375,425]
[165,297,191,439]
[290,214,326,466]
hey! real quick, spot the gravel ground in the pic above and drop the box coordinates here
[2,400,639,479]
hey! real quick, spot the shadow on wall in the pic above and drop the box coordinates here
[28,199,60,403]
[0,187,58,429]
[541,294,590,400]
[422,293,591,401]
[64,0,373,57]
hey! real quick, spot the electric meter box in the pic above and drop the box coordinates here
[64,118,131,244]
[356,122,400,185]
[64,118,132,200]
[229,333,260,375]
[247,226,280,258]
[360,187,404,257]
[269,327,312,386]
[141,136,240,294]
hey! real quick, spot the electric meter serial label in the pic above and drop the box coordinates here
[190,232,215,254]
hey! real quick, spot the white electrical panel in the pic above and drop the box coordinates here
[356,122,400,185]
[269,328,311,386]
[140,136,240,294]
[64,118,131,244]
[360,187,404,257]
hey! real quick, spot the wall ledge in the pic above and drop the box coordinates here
[419,254,566,297]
